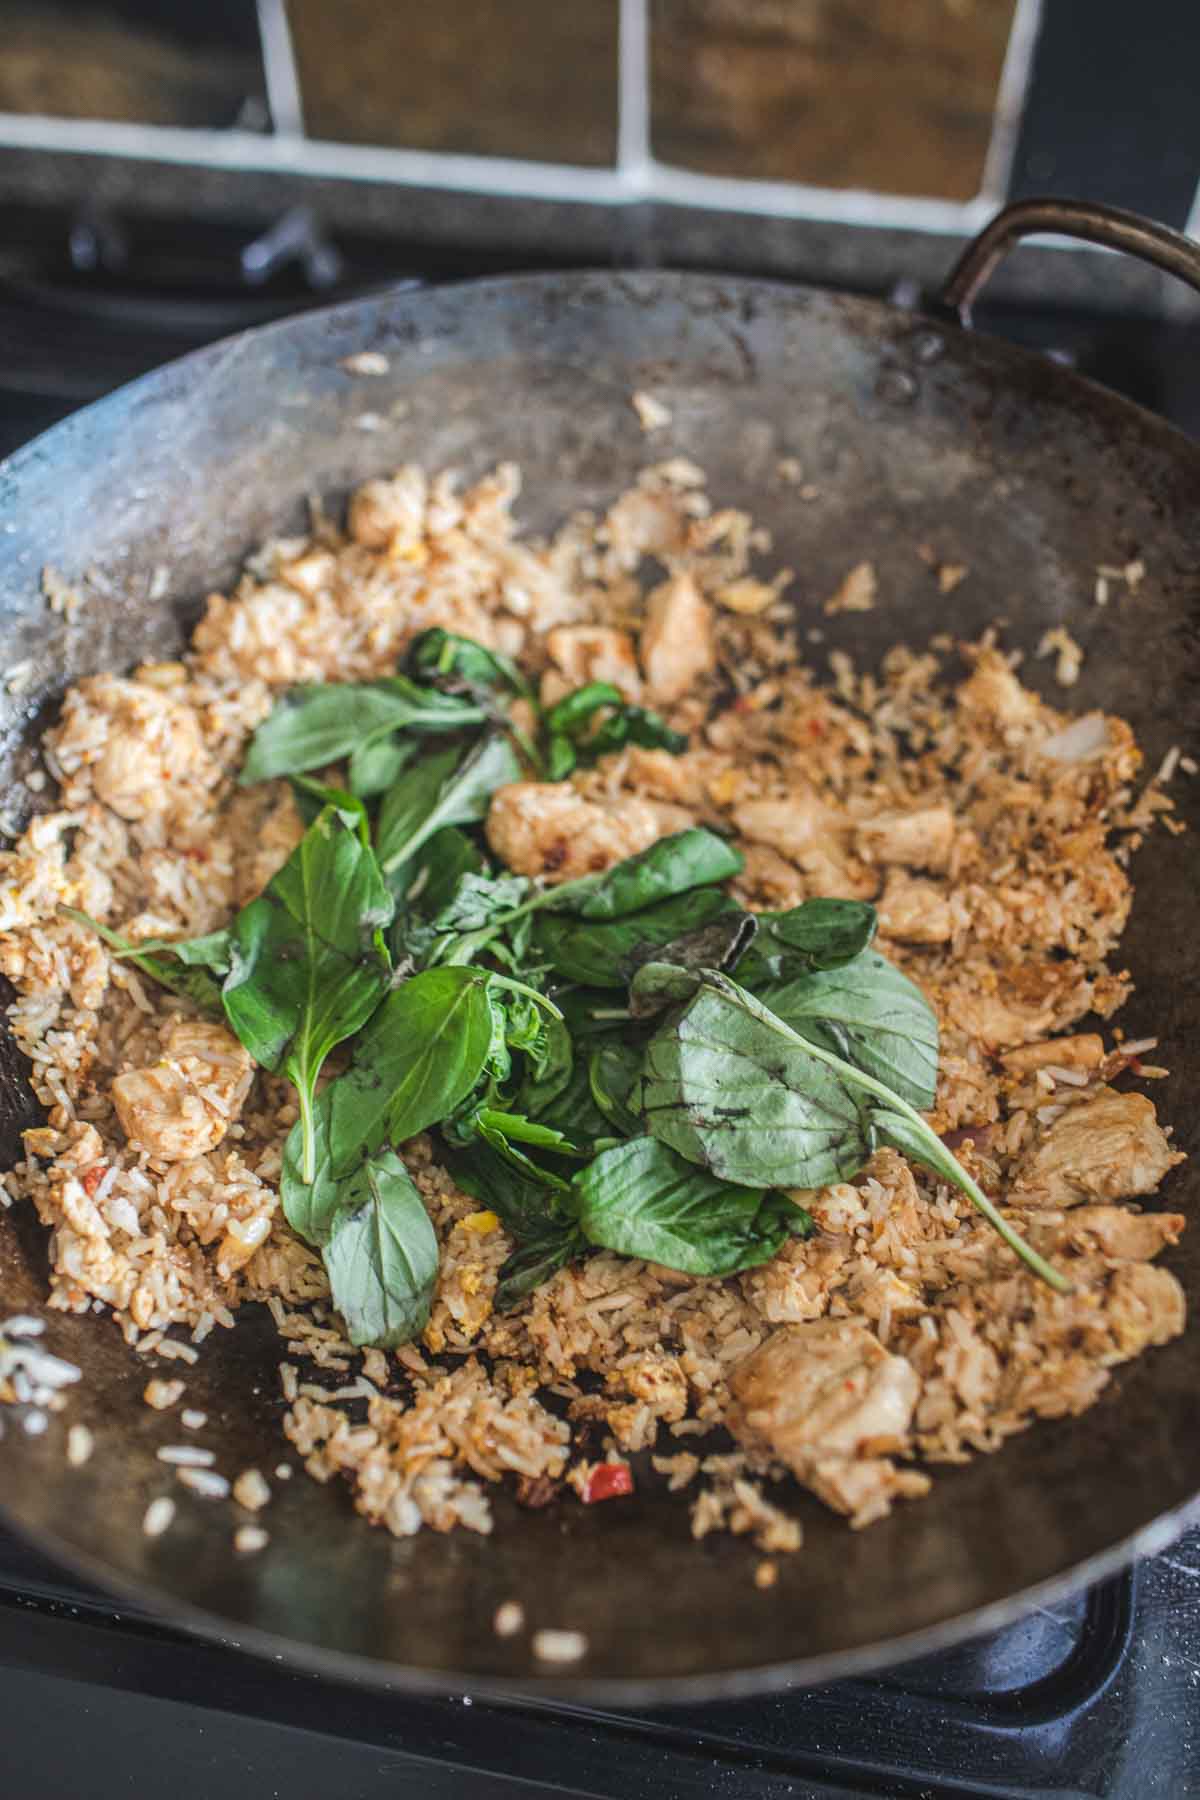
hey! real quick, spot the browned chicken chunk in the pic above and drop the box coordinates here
[729,1321,928,1527]
[1013,1088,1182,1207]
[485,782,664,882]
[112,1019,255,1163]
[876,872,953,944]
[855,804,955,873]
[639,572,716,705]
[542,625,642,704]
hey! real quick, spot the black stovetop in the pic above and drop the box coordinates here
[1,203,1198,1800]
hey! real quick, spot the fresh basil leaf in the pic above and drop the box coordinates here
[519,1044,612,1143]
[377,732,523,875]
[545,733,577,780]
[222,808,393,1180]
[494,1226,584,1310]
[580,704,688,760]
[758,951,938,1112]
[638,971,874,1189]
[348,733,416,799]
[280,1086,339,1246]
[476,1107,582,1154]
[734,898,878,988]
[449,1142,585,1307]
[395,827,488,921]
[575,828,743,921]
[574,1137,808,1275]
[533,886,739,987]
[60,909,228,1015]
[289,773,371,845]
[322,1148,439,1348]
[430,870,531,935]
[588,1041,643,1136]
[626,910,757,1007]
[405,628,533,701]
[241,679,487,784]
[513,1012,574,1115]
[327,965,494,1174]
[627,959,704,1017]
[544,682,625,736]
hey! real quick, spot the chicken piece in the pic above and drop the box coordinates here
[938,963,1082,1051]
[84,678,218,823]
[112,1020,254,1163]
[278,548,337,598]
[1105,1263,1186,1359]
[347,468,427,552]
[876,872,953,945]
[1013,1088,1182,1207]
[542,625,642,705]
[855,805,955,874]
[1060,1205,1185,1262]
[956,650,1042,732]
[1001,1035,1105,1075]
[486,781,664,882]
[729,1321,922,1524]
[735,792,871,899]
[639,573,716,706]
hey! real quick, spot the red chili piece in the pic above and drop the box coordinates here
[583,1463,634,1504]
[81,1165,108,1197]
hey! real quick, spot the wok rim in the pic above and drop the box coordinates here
[1,266,1199,1703]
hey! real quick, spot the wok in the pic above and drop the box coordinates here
[1,200,1199,1702]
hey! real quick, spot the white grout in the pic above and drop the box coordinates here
[255,0,305,139]
[978,0,1046,202]
[0,111,995,235]
[617,0,651,186]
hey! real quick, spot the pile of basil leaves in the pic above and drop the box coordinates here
[69,628,1065,1349]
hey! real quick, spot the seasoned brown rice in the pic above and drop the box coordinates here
[0,458,1187,1557]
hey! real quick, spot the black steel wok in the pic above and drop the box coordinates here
[1,201,1198,1702]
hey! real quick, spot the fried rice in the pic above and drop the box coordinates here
[0,456,1187,1552]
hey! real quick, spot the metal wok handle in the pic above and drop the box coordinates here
[941,196,1200,326]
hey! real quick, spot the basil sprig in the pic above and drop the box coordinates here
[67,630,1067,1347]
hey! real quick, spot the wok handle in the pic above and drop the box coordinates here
[941,197,1200,326]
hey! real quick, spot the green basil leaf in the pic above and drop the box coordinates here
[449,1142,584,1308]
[579,703,688,760]
[758,951,938,1111]
[734,898,878,988]
[430,870,531,935]
[626,959,704,1017]
[575,828,743,921]
[494,1221,585,1310]
[545,733,577,780]
[588,1041,643,1136]
[322,1148,439,1347]
[544,681,625,736]
[327,965,494,1174]
[280,1086,339,1246]
[241,679,486,784]
[222,808,393,1179]
[405,627,533,700]
[347,733,416,799]
[60,908,227,1016]
[476,1107,582,1154]
[574,1137,808,1275]
[533,886,740,986]
[289,773,371,845]
[512,1012,574,1114]
[638,971,874,1189]
[377,732,523,876]
[626,910,757,1008]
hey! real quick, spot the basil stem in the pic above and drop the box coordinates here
[719,976,1070,1293]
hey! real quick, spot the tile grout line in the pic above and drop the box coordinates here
[255,0,305,140]
[978,0,1046,203]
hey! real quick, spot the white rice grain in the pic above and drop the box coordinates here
[157,1444,215,1468]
